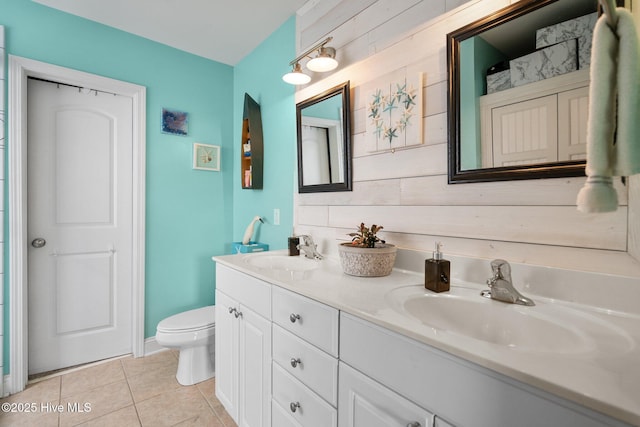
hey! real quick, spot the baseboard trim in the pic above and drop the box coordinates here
[144,336,166,356]
[3,374,10,397]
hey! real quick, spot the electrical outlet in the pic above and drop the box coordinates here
[274,208,280,225]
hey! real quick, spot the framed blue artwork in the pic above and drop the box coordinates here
[162,108,189,136]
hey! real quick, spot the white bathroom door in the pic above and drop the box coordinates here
[27,78,134,374]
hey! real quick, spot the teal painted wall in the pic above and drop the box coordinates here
[303,93,342,120]
[460,37,506,169]
[232,17,296,249]
[1,0,236,372]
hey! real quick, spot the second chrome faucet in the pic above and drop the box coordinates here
[296,235,324,260]
[481,259,535,306]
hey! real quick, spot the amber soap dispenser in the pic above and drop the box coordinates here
[425,242,450,293]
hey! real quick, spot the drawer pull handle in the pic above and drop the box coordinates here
[406,423,421,427]
[290,402,301,413]
[289,313,301,323]
[228,307,242,318]
[290,358,302,368]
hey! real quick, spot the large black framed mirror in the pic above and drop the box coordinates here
[447,0,611,183]
[297,81,352,193]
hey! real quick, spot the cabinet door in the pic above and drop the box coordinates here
[238,305,272,427]
[338,362,432,427]
[557,85,589,161]
[490,94,558,167]
[215,290,239,423]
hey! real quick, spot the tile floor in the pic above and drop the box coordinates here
[0,350,238,427]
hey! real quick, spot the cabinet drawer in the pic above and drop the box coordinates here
[272,400,302,427]
[338,362,433,427]
[272,324,338,406]
[272,286,339,356]
[272,362,337,427]
[216,264,271,318]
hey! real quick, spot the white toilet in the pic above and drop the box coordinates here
[155,305,216,386]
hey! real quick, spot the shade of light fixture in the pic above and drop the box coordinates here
[283,37,338,85]
[307,47,338,72]
[282,62,311,85]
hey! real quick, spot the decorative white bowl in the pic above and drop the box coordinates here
[338,243,397,277]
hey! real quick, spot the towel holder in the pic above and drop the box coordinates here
[599,0,619,29]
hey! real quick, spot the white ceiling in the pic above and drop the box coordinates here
[32,0,309,65]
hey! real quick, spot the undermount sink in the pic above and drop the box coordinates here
[386,285,632,354]
[244,254,319,273]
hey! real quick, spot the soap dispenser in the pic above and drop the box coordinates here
[425,242,450,293]
[288,230,300,256]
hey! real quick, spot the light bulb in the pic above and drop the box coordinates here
[307,47,338,72]
[282,63,311,85]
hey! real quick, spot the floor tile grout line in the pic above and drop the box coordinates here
[195,380,227,426]
[121,359,144,426]
[62,359,134,427]
[58,375,62,427]
[3,352,235,427]
[28,354,133,385]
[58,357,131,401]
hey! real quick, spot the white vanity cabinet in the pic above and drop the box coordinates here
[340,312,619,427]
[214,256,635,427]
[215,265,272,427]
[271,286,339,427]
[479,69,589,168]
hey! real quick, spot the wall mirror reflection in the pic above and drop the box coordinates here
[447,0,613,183]
[297,81,352,193]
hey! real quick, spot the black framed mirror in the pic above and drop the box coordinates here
[447,0,607,183]
[297,81,352,193]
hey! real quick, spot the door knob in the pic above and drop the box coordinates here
[31,238,46,248]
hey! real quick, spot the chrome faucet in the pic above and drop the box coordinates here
[297,235,323,260]
[481,259,535,306]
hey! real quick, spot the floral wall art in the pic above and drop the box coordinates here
[365,70,423,152]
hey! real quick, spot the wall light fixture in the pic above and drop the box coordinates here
[283,37,338,85]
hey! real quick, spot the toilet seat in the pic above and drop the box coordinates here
[157,305,215,333]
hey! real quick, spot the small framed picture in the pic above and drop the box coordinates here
[193,143,220,171]
[162,108,189,136]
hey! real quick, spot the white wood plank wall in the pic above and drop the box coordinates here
[293,0,640,277]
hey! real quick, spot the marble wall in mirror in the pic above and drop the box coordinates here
[447,0,608,183]
[297,81,352,193]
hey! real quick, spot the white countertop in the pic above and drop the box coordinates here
[213,250,640,426]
